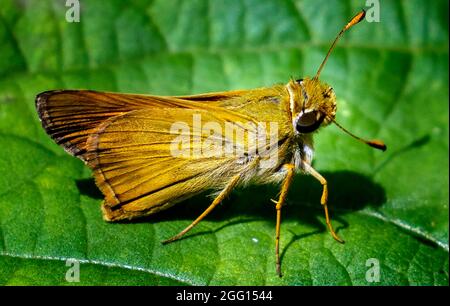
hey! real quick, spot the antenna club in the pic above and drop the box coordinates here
[345,10,366,31]
[367,140,387,151]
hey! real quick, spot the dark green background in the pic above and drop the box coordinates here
[0,0,448,285]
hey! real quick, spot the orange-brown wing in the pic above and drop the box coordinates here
[35,90,234,160]
[35,87,287,162]
[36,88,289,221]
[84,108,260,221]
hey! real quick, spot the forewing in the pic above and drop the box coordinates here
[36,87,289,161]
[35,90,222,160]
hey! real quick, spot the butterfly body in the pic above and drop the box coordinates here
[36,76,336,222]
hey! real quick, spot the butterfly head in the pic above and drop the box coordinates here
[287,77,336,135]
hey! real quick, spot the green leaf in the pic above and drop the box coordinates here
[0,0,448,285]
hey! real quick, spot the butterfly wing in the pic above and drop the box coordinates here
[36,88,291,221]
[84,107,263,221]
[36,90,242,160]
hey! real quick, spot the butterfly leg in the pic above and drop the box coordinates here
[162,173,241,245]
[302,161,344,243]
[274,163,295,277]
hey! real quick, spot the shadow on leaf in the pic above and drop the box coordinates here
[76,178,103,199]
[91,171,383,232]
[75,169,385,259]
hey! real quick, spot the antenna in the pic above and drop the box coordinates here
[314,10,366,80]
[332,119,387,151]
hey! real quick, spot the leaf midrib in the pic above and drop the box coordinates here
[0,251,194,285]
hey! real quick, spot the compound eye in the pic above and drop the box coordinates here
[296,111,324,133]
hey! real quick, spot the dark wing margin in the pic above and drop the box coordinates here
[36,90,122,159]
